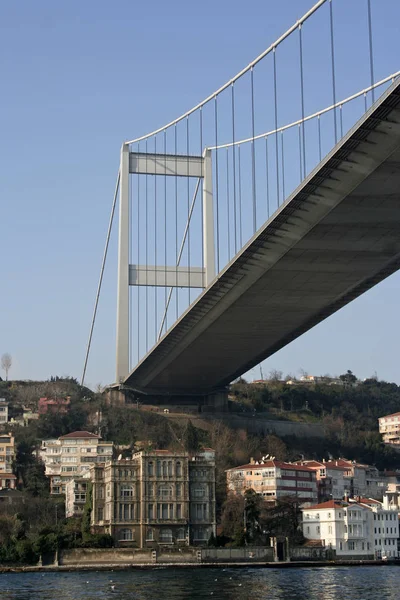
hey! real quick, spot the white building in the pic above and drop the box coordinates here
[302,498,399,559]
[40,430,113,494]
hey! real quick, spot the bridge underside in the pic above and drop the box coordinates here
[123,80,400,397]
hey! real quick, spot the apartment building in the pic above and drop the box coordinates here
[322,459,386,500]
[379,412,400,447]
[90,449,216,547]
[65,477,89,518]
[40,430,113,494]
[0,433,15,481]
[0,399,9,425]
[302,498,399,559]
[226,458,318,505]
[294,460,348,502]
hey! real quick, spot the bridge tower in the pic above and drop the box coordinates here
[116,145,215,384]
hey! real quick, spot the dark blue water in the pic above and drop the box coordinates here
[0,566,399,599]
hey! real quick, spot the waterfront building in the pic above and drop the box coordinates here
[40,431,113,494]
[226,458,318,505]
[379,412,400,447]
[90,449,216,547]
[302,498,399,559]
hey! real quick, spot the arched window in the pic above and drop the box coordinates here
[148,461,154,476]
[156,460,161,477]
[168,461,173,476]
[177,527,186,540]
[159,528,173,542]
[121,485,134,498]
[162,461,167,477]
[146,527,154,541]
[176,462,182,477]
[119,528,133,541]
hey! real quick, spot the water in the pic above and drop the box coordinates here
[0,566,399,600]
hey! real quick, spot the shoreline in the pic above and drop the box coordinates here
[0,559,398,573]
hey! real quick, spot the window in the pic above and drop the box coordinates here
[146,528,154,541]
[97,507,104,521]
[193,487,205,498]
[168,461,173,476]
[119,504,132,521]
[162,462,167,477]
[176,483,181,497]
[176,462,182,477]
[348,542,355,551]
[148,462,154,476]
[328,526,333,534]
[159,485,172,498]
[177,504,182,519]
[159,528,173,542]
[306,526,310,534]
[148,504,154,519]
[328,513,331,519]
[162,503,168,519]
[177,527,185,540]
[316,526,320,534]
[156,461,161,477]
[193,528,207,540]
[119,528,133,541]
[121,485,134,498]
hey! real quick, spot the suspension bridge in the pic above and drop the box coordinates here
[82,0,400,407]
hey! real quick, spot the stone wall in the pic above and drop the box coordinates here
[202,547,274,562]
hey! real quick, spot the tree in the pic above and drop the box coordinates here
[183,420,200,452]
[1,353,12,381]
[261,434,288,461]
[339,370,357,385]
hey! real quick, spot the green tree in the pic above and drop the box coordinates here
[183,420,200,452]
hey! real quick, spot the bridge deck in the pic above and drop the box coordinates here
[124,79,400,395]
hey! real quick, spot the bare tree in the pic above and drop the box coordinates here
[1,353,12,381]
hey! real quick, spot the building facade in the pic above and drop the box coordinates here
[65,477,89,518]
[40,431,113,494]
[379,412,400,447]
[90,449,216,547]
[38,396,71,415]
[0,399,9,425]
[302,498,399,559]
[294,460,348,502]
[226,458,318,505]
[0,433,15,484]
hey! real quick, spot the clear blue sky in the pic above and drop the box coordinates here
[1,0,400,388]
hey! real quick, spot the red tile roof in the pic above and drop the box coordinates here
[306,500,345,510]
[59,431,100,439]
[228,459,314,473]
[357,498,381,505]
[379,412,400,419]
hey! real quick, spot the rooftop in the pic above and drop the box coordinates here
[305,500,346,510]
[59,431,100,440]
[228,459,314,473]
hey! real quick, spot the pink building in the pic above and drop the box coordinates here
[38,396,71,415]
[226,458,318,506]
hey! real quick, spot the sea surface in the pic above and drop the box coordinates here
[0,566,399,600]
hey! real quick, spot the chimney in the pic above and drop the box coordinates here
[250,457,255,465]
